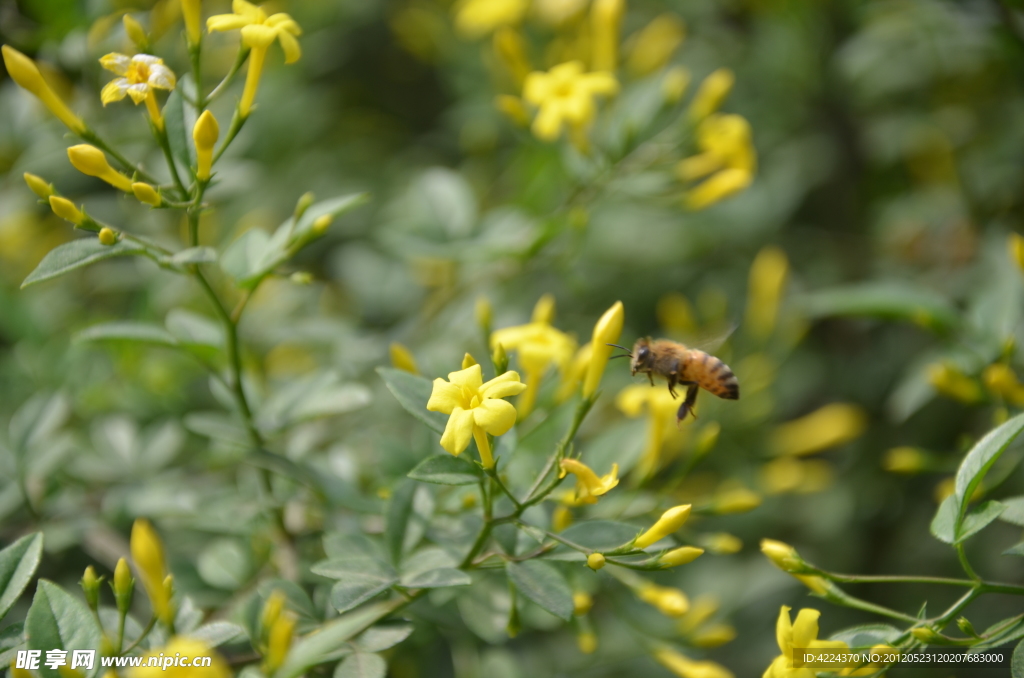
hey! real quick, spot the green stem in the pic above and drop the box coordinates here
[832,593,922,625]
[956,544,981,581]
[522,395,594,506]
[190,41,204,113]
[156,127,188,197]
[121,616,157,655]
[116,608,127,653]
[207,47,250,103]
[488,468,522,509]
[824,572,977,588]
[213,109,248,164]
[932,588,981,629]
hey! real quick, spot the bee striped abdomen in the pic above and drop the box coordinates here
[689,350,740,400]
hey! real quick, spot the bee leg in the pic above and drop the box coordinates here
[667,373,679,399]
[676,385,700,425]
[647,372,655,387]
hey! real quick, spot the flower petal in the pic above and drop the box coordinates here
[615,385,651,417]
[473,398,517,436]
[276,29,302,64]
[126,83,149,104]
[242,23,278,49]
[131,54,163,66]
[427,378,464,414]
[100,79,129,105]
[99,53,131,75]
[532,103,564,141]
[439,407,474,455]
[791,608,820,651]
[207,13,252,32]
[233,0,263,20]
[266,13,302,34]
[775,605,792,654]
[523,72,552,105]
[447,363,483,390]
[478,370,527,399]
[147,64,177,90]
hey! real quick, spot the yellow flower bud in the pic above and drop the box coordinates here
[573,591,593,615]
[760,538,802,572]
[492,342,509,374]
[713,486,762,514]
[582,300,624,397]
[1010,233,1024,273]
[24,172,54,199]
[81,566,100,611]
[688,68,735,122]
[67,145,133,192]
[794,574,831,595]
[658,546,704,568]
[702,532,742,554]
[984,363,1024,405]
[475,296,493,334]
[927,363,981,403]
[131,519,173,625]
[661,66,691,105]
[294,191,315,220]
[2,45,86,132]
[634,504,691,549]
[883,446,928,474]
[586,552,606,570]
[262,612,296,674]
[461,492,477,509]
[132,182,161,206]
[193,110,219,181]
[910,627,939,643]
[577,631,597,654]
[654,648,734,678]
[49,196,85,225]
[552,504,573,532]
[746,246,789,340]
[462,352,478,369]
[312,214,333,235]
[639,584,689,617]
[686,168,752,210]
[591,0,625,72]
[182,0,203,45]
[113,557,133,613]
[98,227,118,245]
[627,14,686,76]
[690,623,737,648]
[123,15,149,51]
[389,342,418,374]
[261,590,287,638]
[770,403,867,457]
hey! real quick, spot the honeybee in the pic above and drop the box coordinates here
[610,338,740,422]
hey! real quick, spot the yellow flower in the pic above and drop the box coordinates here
[556,342,594,402]
[658,546,704,568]
[23,172,54,199]
[207,0,302,117]
[49,196,86,226]
[67,145,133,192]
[582,301,625,398]
[691,624,737,648]
[910,627,938,643]
[263,611,295,674]
[590,0,625,72]
[745,246,787,340]
[927,363,981,403]
[688,68,734,121]
[131,519,174,626]
[701,532,742,554]
[763,606,848,678]
[132,182,162,207]
[558,458,619,504]
[616,384,681,478]
[129,637,231,678]
[193,110,220,181]
[260,590,286,638]
[573,591,593,615]
[183,0,203,45]
[1010,233,1024,274]
[389,342,418,374]
[638,584,689,617]
[712,485,762,514]
[454,0,528,38]
[634,505,691,549]
[883,446,928,474]
[1,45,86,133]
[627,14,686,76]
[426,364,526,467]
[523,62,619,144]
[491,298,576,419]
[984,363,1024,405]
[770,403,866,457]
[655,648,734,678]
[99,53,176,129]
[586,552,606,570]
[678,114,756,211]
[534,0,588,25]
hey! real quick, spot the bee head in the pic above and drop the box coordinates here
[631,338,653,375]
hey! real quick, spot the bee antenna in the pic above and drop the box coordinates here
[606,344,632,354]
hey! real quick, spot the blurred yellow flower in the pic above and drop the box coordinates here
[556,342,594,402]
[123,15,149,52]
[688,68,734,121]
[577,630,598,653]
[627,14,686,76]
[691,623,737,648]
[771,403,866,457]
[573,590,593,615]
[764,607,848,678]
[131,519,174,626]
[983,363,1024,405]
[927,363,981,403]
[389,342,418,374]
[657,292,697,335]
[744,246,787,340]
[1,45,86,133]
[654,648,734,678]
[552,504,573,531]
[678,114,756,211]
[701,532,742,554]
[639,584,689,617]
[677,594,719,634]
[182,0,202,45]
[760,457,835,494]
[100,53,176,128]
[583,300,625,397]
[616,384,682,478]
[590,0,624,71]
[1009,233,1024,274]
[635,504,691,549]
[207,0,302,117]
[662,66,691,104]
[523,61,618,147]
[559,458,619,504]
[263,610,295,674]
[426,364,526,467]
[129,637,231,678]
[454,0,528,38]
[494,28,531,85]
[883,446,928,474]
[534,0,588,25]
[712,484,762,514]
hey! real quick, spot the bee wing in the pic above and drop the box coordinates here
[681,323,738,354]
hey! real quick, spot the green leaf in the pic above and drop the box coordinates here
[956,500,1006,543]
[0,533,43,620]
[1003,542,1024,556]
[187,621,245,647]
[74,321,179,347]
[22,238,149,288]
[505,560,573,621]
[335,652,387,678]
[256,580,318,621]
[259,372,371,432]
[829,623,902,648]
[408,455,482,485]
[330,572,398,614]
[276,601,402,678]
[220,229,271,285]
[385,481,417,565]
[324,534,384,561]
[800,282,960,331]
[165,308,223,349]
[399,568,470,589]
[166,246,218,266]
[0,622,24,668]
[293,194,370,240]
[930,495,957,544]
[196,539,253,590]
[954,412,1024,525]
[163,84,194,169]
[312,558,396,581]
[1014,638,1024,678]
[352,623,414,653]
[25,580,101,678]
[377,368,447,435]
[999,496,1024,526]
